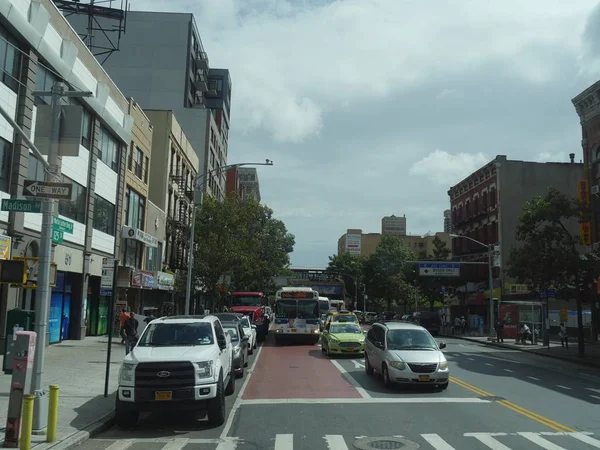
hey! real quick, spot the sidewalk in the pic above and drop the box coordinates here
[450,333,600,368]
[0,336,124,450]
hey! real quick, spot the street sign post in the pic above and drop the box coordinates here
[23,180,72,200]
[1,199,42,213]
[418,262,460,277]
[52,217,73,234]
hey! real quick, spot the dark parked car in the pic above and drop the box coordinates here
[214,312,243,323]
[220,321,249,378]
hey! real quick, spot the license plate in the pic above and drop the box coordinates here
[291,328,296,333]
[418,375,430,382]
[347,348,358,352]
[155,391,172,401]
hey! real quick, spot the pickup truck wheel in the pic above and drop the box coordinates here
[115,397,139,429]
[225,366,235,395]
[207,378,226,426]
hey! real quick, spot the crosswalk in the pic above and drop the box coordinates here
[88,431,600,450]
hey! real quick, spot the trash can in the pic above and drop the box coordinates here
[3,308,35,374]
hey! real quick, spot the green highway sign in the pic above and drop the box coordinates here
[52,229,64,244]
[52,216,74,234]
[1,199,42,213]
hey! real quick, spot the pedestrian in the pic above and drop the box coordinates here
[495,318,504,343]
[460,316,466,335]
[119,308,130,344]
[124,313,139,355]
[559,322,568,349]
[454,316,461,335]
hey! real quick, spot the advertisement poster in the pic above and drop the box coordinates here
[499,304,518,338]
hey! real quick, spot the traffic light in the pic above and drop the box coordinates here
[0,260,26,284]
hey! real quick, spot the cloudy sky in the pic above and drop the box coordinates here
[137,0,600,266]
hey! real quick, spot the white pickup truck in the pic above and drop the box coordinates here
[115,315,235,428]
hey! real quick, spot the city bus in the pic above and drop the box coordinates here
[318,296,330,316]
[329,299,344,312]
[273,287,320,344]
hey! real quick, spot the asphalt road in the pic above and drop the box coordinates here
[74,336,600,450]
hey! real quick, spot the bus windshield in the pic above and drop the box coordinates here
[319,300,330,313]
[275,300,319,320]
[231,296,262,306]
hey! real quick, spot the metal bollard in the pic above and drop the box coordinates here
[47,385,59,443]
[20,395,35,450]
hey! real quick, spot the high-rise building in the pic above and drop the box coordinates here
[63,10,231,199]
[443,209,451,233]
[0,0,135,343]
[238,168,261,202]
[381,215,406,235]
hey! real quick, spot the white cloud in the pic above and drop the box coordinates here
[409,150,490,186]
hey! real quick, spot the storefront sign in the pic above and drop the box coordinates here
[132,270,156,289]
[156,271,174,290]
[0,235,11,260]
[122,226,158,248]
[101,258,115,290]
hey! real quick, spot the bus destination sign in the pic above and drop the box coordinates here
[280,291,315,299]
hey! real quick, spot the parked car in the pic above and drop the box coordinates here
[239,315,258,354]
[221,321,250,378]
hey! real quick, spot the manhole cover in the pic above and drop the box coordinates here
[480,395,505,401]
[353,437,420,450]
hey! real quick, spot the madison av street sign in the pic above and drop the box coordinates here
[1,199,42,213]
[418,262,460,277]
[23,180,72,199]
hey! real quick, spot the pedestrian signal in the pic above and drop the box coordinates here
[0,260,26,284]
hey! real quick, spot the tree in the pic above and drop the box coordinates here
[506,187,598,356]
[193,193,295,312]
[327,252,364,309]
[432,235,451,260]
[362,235,417,311]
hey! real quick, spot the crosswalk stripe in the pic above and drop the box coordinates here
[215,439,238,450]
[275,434,294,450]
[421,433,456,449]
[104,440,136,450]
[518,432,567,449]
[161,438,189,450]
[464,432,511,450]
[324,435,349,450]
[568,432,600,448]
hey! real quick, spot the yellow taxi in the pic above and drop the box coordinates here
[323,311,360,328]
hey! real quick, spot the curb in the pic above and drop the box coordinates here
[32,411,115,450]
[453,335,600,368]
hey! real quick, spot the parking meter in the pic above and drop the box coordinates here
[3,331,36,448]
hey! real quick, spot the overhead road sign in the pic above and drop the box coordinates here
[418,262,460,277]
[1,199,42,213]
[23,180,72,199]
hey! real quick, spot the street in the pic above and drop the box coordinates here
[75,336,600,450]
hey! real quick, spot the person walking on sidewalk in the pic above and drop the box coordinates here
[495,318,505,343]
[119,309,130,344]
[559,322,568,349]
[124,314,139,355]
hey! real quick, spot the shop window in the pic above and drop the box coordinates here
[93,196,115,235]
[58,175,86,223]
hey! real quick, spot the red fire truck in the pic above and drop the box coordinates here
[228,292,271,342]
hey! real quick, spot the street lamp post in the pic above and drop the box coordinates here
[184,160,273,315]
[450,234,496,340]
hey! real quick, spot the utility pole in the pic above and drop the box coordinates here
[30,81,92,432]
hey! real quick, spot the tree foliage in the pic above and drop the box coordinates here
[505,187,598,298]
[327,252,365,309]
[432,235,451,260]
[193,193,295,310]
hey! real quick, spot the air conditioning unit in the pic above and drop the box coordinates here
[592,185,600,196]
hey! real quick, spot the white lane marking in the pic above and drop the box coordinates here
[556,385,571,390]
[503,369,514,373]
[590,395,600,400]
[330,359,371,398]
[240,397,491,405]
[275,434,294,450]
[104,440,136,450]
[324,435,349,450]
[467,357,475,361]
[464,432,511,450]
[566,431,600,448]
[215,439,239,450]
[518,432,567,449]
[587,387,600,393]
[421,433,456,449]
[352,360,364,369]
[527,376,540,381]
[161,439,189,450]
[484,363,493,366]
[220,344,264,439]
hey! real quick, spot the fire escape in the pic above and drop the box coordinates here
[167,174,195,270]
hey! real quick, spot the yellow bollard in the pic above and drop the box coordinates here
[47,385,59,443]
[20,395,35,450]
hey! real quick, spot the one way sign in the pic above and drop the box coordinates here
[23,180,72,199]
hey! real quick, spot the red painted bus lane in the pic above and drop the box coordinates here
[243,344,363,399]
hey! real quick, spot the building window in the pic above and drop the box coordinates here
[99,127,119,172]
[0,25,21,92]
[144,156,149,184]
[27,152,45,182]
[134,147,144,180]
[93,196,115,235]
[125,187,145,230]
[34,65,57,105]
[124,238,143,268]
[81,110,92,149]
[145,242,162,271]
[0,138,11,192]
[58,175,86,223]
